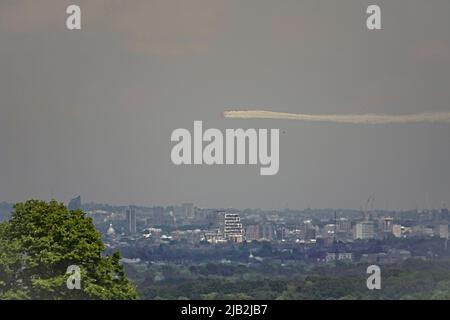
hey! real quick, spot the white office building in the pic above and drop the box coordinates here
[355,221,375,240]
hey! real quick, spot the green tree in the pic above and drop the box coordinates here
[0,200,138,300]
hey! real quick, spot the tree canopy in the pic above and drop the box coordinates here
[0,200,138,299]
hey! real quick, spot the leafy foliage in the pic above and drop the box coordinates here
[0,200,138,299]
[128,259,450,300]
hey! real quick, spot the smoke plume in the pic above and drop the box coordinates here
[223,110,450,124]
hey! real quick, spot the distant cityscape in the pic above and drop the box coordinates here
[3,196,448,267]
[3,196,450,299]
[2,197,450,266]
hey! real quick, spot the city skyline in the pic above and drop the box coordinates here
[3,195,449,212]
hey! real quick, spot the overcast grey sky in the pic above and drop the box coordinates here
[1,0,449,210]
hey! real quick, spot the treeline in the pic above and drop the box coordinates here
[126,259,450,300]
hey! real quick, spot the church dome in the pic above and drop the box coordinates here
[107,223,115,236]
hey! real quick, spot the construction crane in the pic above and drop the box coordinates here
[362,194,375,221]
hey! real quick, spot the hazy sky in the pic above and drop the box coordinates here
[1,0,450,210]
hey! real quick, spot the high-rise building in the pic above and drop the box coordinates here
[381,217,394,238]
[245,222,275,241]
[336,218,351,233]
[302,220,316,241]
[442,206,450,220]
[261,222,275,240]
[276,227,286,241]
[355,221,375,240]
[245,224,260,241]
[381,217,394,233]
[153,206,165,226]
[182,203,195,219]
[126,206,137,235]
[323,224,336,239]
[392,224,402,238]
[222,212,243,243]
[334,217,352,241]
[438,224,449,239]
[68,196,81,211]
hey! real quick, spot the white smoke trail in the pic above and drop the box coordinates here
[223,110,450,124]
